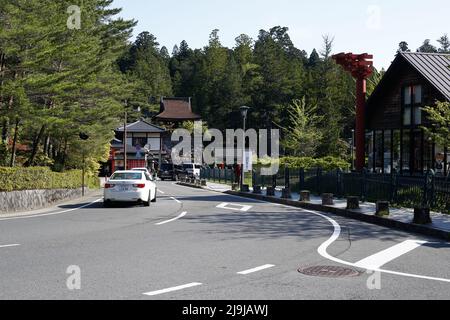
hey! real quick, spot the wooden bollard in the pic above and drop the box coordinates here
[253,185,262,194]
[322,193,334,206]
[281,188,292,199]
[266,187,275,197]
[413,207,432,224]
[300,191,310,202]
[376,201,390,217]
[346,196,360,210]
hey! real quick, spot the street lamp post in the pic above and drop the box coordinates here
[79,133,89,197]
[240,106,250,191]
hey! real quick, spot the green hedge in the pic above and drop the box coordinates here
[257,156,350,171]
[0,167,99,192]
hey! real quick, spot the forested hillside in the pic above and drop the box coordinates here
[1,0,448,171]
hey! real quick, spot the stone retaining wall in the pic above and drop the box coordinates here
[0,188,83,213]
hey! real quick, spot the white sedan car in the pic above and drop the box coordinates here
[104,170,157,207]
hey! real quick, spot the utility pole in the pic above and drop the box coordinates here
[79,133,89,197]
[124,103,128,170]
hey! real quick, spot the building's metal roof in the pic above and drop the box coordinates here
[400,52,450,100]
[116,119,166,133]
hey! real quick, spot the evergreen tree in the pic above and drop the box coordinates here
[437,34,450,53]
[417,39,438,53]
[398,41,411,52]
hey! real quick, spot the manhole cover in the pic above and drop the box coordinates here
[298,266,361,278]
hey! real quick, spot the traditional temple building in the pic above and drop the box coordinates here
[107,119,167,173]
[365,52,449,175]
[155,97,201,125]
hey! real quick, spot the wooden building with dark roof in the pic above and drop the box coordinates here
[155,97,201,124]
[365,52,449,176]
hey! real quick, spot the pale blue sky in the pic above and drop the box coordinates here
[112,0,448,69]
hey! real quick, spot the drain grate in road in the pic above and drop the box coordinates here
[298,266,362,278]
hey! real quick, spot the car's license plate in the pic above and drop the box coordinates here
[119,185,131,191]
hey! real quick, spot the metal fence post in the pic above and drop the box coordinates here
[299,168,305,191]
[423,170,435,207]
[285,165,290,190]
[336,169,343,198]
[361,168,367,202]
[317,167,322,195]
[390,172,397,203]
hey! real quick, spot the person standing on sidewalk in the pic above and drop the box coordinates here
[234,163,241,185]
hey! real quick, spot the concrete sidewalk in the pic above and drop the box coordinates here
[200,181,450,241]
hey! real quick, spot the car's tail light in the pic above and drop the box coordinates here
[133,184,146,189]
[104,183,115,189]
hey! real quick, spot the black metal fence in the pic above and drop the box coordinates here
[201,166,450,214]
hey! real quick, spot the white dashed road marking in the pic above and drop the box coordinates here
[355,240,428,269]
[0,244,20,249]
[157,190,165,194]
[237,264,275,275]
[143,282,202,296]
[216,202,252,212]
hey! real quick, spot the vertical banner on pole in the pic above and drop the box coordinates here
[244,151,253,172]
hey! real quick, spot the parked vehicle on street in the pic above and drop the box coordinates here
[104,170,157,207]
[182,163,202,178]
[159,163,183,181]
[131,167,151,175]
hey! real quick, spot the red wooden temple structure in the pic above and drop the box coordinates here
[332,53,374,171]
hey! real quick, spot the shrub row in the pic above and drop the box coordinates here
[256,156,350,171]
[0,167,99,192]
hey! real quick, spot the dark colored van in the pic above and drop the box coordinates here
[159,163,182,181]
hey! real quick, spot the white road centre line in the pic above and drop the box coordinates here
[170,197,182,204]
[157,190,165,194]
[155,211,187,226]
[216,202,252,212]
[237,264,275,275]
[354,240,428,269]
[0,199,103,221]
[143,282,202,296]
[0,244,20,249]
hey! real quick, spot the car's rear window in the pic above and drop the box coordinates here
[195,165,202,169]
[161,164,173,170]
[183,164,193,169]
[110,172,142,180]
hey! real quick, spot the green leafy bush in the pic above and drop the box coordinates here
[256,156,350,171]
[0,167,99,192]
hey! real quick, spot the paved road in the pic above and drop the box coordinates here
[0,182,449,300]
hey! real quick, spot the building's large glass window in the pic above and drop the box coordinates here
[366,131,374,171]
[435,144,446,176]
[402,129,411,172]
[392,130,401,172]
[403,85,423,126]
[413,85,422,104]
[384,130,392,173]
[412,130,422,173]
[423,133,433,172]
[375,130,384,173]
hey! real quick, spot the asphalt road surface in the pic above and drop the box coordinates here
[0,182,449,300]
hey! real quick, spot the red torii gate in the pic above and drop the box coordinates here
[332,53,373,171]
